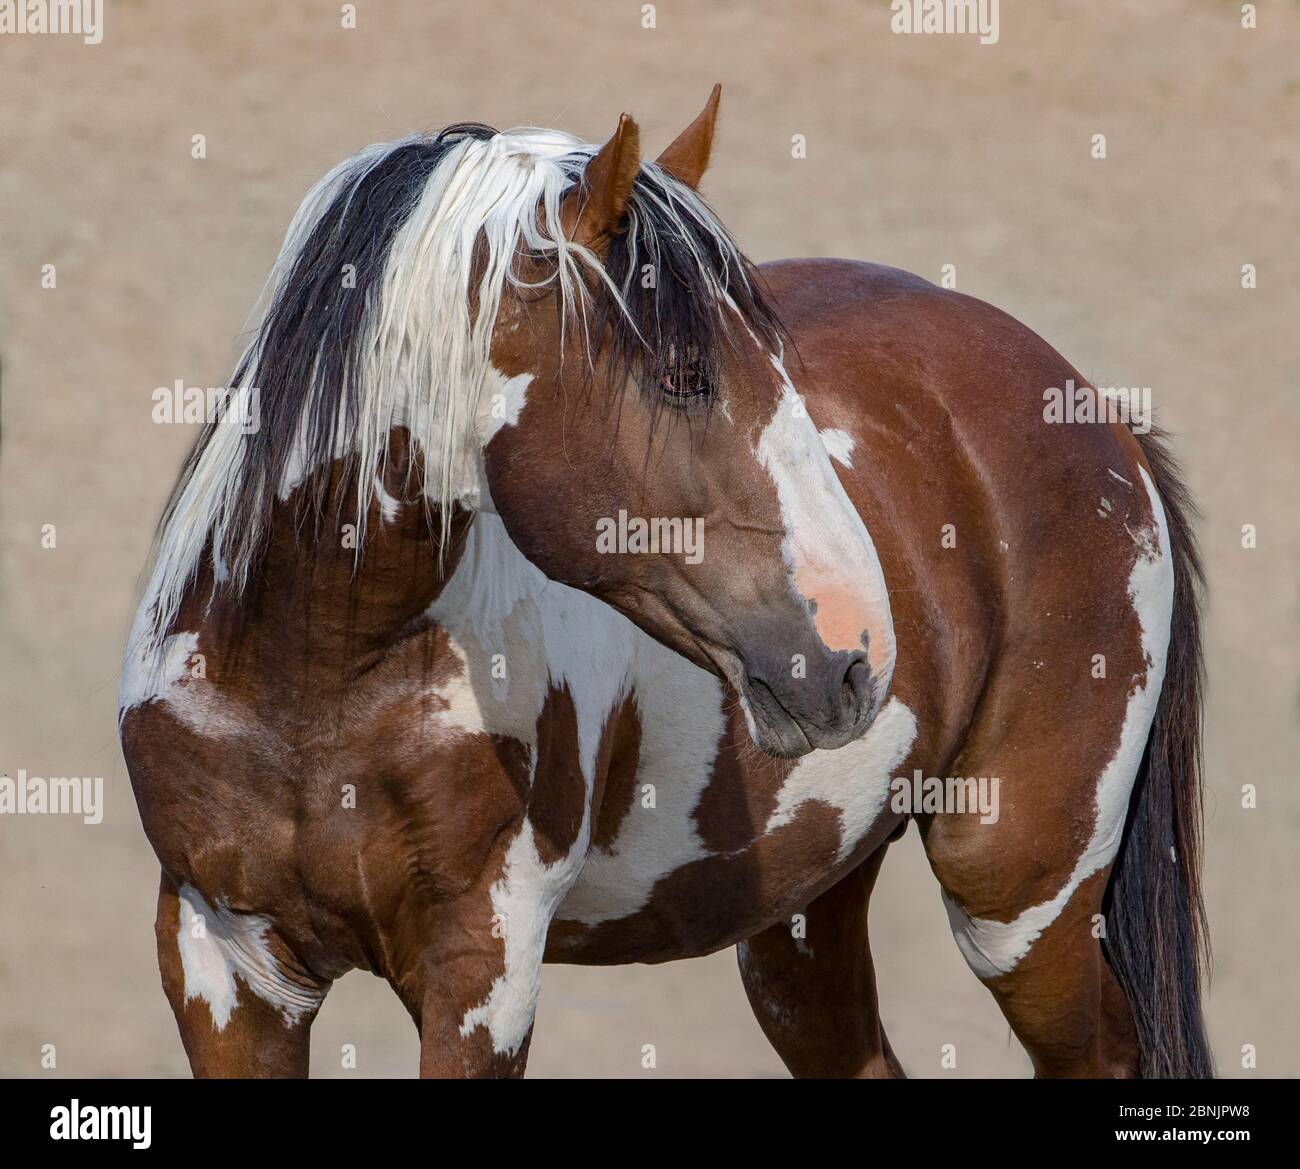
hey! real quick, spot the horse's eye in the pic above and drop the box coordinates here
[660,350,710,403]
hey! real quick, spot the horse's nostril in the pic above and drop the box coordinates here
[841,656,872,717]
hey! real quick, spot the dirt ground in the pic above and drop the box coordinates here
[1,0,1296,1078]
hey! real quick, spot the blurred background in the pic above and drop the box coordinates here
[1,0,1296,1077]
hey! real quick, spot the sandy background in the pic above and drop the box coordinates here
[1,0,1296,1078]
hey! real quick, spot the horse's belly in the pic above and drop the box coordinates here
[549,696,919,964]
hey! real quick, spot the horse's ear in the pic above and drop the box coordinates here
[566,113,641,250]
[655,84,721,191]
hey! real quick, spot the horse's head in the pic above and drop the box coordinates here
[142,96,893,760]
[479,90,895,757]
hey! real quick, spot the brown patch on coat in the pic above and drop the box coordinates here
[529,683,587,865]
[547,797,849,963]
[691,707,795,853]
[589,691,643,851]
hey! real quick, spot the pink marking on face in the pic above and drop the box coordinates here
[793,562,892,675]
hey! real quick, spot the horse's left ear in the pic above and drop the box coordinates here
[655,83,721,190]
[567,112,641,250]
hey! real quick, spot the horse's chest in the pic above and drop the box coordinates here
[422,515,920,963]
[551,651,919,963]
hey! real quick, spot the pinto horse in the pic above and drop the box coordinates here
[120,88,1211,1078]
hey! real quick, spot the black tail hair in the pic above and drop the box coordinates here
[1102,425,1213,1078]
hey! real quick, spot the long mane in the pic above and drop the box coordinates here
[133,122,780,661]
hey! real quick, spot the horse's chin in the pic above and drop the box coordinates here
[749,712,816,760]
[738,678,819,759]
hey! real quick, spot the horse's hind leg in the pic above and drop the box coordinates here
[924,817,1139,1077]
[919,729,1143,1077]
[738,844,904,1078]
[155,872,329,1077]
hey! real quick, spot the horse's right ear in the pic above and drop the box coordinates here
[655,84,721,190]
[564,113,641,251]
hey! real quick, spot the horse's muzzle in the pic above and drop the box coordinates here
[741,649,881,758]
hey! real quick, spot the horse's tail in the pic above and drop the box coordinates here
[1102,425,1213,1078]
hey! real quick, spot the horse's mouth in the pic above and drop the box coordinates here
[739,676,818,758]
[700,641,883,759]
[735,665,884,759]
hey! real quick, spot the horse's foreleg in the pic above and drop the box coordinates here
[155,872,329,1077]
[737,844,903,1078]
[393,932,539,1079]
[389,853,576,1078]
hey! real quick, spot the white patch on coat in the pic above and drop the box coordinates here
[119,630,198,716]
[943,466,1174,979]
[373,476,402,523]
[756,350,896,692]
[765,698,918,862]
[426,510,551,712]
[119,623,248,740]
[560,695,917,926]
[474,370,533,448]
[818,427,855,468]
[450,584,636,1054]
[556,637,726,925]
[427,640,490,737]
[429,517,726,938]
[176,885,320,1031]
[538,590,639,783]
[438,515,638,1053]
[458,814,594,1057]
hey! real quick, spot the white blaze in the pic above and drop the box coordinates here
[756,351,896,690]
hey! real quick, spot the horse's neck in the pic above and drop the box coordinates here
[223,468,467,668]
[228,448,647,751]
[427,512,547,638]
